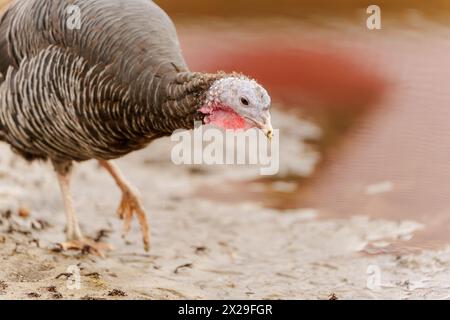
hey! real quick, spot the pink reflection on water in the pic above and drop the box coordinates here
[189,23,450,254]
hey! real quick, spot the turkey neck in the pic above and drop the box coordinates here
[133,71,225,137]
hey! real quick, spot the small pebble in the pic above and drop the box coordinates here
[18,207,30,219]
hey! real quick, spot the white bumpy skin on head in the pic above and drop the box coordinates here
[200,76,273,139]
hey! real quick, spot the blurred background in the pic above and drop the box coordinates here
[1,0,450,253]
[157,0,450,253]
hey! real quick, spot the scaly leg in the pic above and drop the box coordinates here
[99,160,150,251]
[54,161,112,257]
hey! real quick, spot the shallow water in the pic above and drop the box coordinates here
[188,22,450,254]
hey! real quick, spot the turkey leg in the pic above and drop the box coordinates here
[54,162,112,257]
[99,160,150,251]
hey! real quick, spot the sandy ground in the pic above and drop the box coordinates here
[0,108,450,300]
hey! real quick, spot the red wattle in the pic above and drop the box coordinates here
[200,105,253,130]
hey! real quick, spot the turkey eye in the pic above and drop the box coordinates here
[240,97,249,106]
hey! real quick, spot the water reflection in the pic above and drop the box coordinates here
[168,2,450,253]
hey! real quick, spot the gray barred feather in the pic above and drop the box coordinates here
[0,0,223,165]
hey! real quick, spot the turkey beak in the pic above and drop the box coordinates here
[260,112,273,142]
[246,113,273,141]
[263,122,274,142]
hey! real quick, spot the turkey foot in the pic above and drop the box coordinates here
[99,160,151,251]
[59,238,113,258]
[117,187,151,251]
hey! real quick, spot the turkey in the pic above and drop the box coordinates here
[0,0,273,256]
